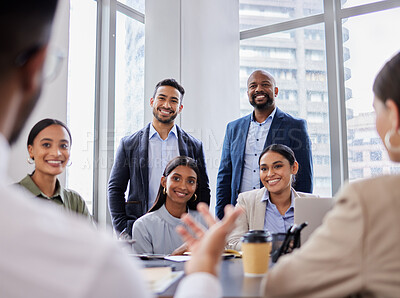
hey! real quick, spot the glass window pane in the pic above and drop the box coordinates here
[114,12,145,152]
[240,0,324,31]
[240,23,332,196]
[344,7,400,182]
[67,0,97,212]
[118,0,145,14]
[342,0,385,9]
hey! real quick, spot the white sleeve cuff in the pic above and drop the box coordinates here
[174,272,222,298]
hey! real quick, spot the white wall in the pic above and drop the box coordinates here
[145,0,240,211]
[144,0,181,114]
[8,1,70,184]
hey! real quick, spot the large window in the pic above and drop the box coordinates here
[344,6,400,181]
[67,0,97,211]
[240,7,331,196]
[67,0,145,220]
[342,0,386,8]
[240,0,324,30]
[240,0,400,196]
[117,0,144,14]
[114,12,145,151]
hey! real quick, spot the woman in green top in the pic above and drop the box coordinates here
[18,118,92,222]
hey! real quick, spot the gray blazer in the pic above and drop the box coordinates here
[226,187,318,251]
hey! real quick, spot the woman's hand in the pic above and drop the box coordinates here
[176,203,243,276]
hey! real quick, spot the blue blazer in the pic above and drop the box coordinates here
[215,108,313,219]
[108,123,211,236]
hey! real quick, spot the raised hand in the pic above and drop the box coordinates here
[176,203,243,276]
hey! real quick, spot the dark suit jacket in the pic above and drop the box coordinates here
[215,108,313,219]
[108,123,210,236]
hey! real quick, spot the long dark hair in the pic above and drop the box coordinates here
[373,52,400,110]
[27,118,72,148]
[148,156,199,213]
[259,143,297,185]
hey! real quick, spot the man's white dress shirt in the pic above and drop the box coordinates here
[240,108,276,193]
[0,133,220,298]
[148,124,180,208]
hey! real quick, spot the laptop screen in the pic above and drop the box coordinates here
[294,197,334,244]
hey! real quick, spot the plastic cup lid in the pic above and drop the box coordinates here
[241,229,272,243]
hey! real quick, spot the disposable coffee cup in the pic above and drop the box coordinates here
[241,230,272,277]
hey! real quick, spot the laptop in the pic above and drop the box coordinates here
[294,197,334,245]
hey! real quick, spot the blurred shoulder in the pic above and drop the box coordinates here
[338,175,400,203]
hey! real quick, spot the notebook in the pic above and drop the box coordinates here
[294,197,334,245]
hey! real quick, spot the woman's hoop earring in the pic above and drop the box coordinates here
[67,160,72,167]
[27,157,34,164]
[384,129,400,153]
[163,188,166,195]
[193,194,197,201]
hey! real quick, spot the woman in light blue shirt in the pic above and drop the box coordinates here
[132,156,206,255]
[226,144,317,251]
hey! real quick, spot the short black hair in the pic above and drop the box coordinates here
[27,118,72,147]
[152,78,185,103]
[0,1,59,77]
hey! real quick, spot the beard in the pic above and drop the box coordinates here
[249,92,274,110]
[9,88,41,145]
[152,108,178,124]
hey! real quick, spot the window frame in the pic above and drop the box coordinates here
[92,0,145,226]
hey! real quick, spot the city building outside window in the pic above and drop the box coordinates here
[344,4,400,182]
[239,3,331,196]
[240,0,400,196]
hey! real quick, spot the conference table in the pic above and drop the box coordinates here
[141,257,264,298]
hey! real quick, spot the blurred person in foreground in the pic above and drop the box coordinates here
[0,1,241,297]
[260,51,400,298]
[181,52,400,297]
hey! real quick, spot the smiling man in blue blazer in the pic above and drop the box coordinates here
[108,79,210,237]
[216,70,313,219]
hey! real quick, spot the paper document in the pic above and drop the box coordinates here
[164,255,191,262]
